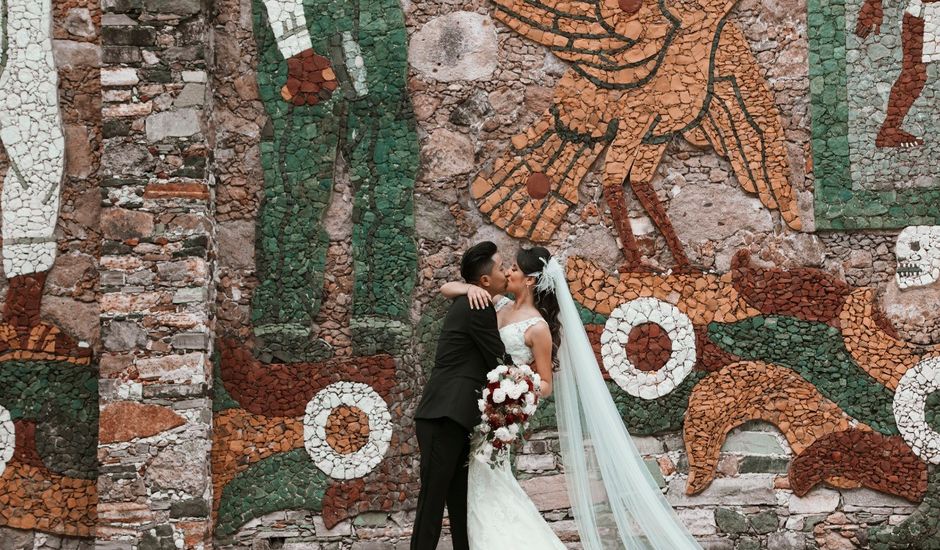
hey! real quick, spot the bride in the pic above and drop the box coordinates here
[442,246,701,550]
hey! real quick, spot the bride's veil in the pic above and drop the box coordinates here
[536,257,701,549]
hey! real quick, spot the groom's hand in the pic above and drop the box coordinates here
[467,285,493,310]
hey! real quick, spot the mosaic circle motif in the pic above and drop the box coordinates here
[894,356,940,465]
[0,405,14,477]
[625,323,673,371]
[304,382,392,479]
[600,298,696,400]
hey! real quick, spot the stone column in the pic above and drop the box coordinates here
[97,0,214,548]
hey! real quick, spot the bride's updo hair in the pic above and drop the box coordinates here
[517,247,561,364]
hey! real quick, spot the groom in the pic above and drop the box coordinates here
[411,241,509,550]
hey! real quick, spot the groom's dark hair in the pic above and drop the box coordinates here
[461,241,498,283]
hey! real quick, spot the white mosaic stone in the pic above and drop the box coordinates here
[303,381,392,480]
[260,0,313,59]
[893,356,940,464]
[908,1,940,62]
[600,297,696,400]
[0,405,14,477]
[895,226,940,289]
[0,0,64,277]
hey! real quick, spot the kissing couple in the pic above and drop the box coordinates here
[410,242,702,550]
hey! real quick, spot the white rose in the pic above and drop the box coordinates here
[525,392,536,405]
[482,388,490,399]
[487,369,500,383]
[508,424,520,436]
[494,427,512,441]
[492,389,507,403]
[506,381,525,400]
[477,398,486,411]
[496,365,509,375]
[499,378,517,398]
[523,403,537,415]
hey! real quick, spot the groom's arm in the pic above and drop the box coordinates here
[468,303,508,371]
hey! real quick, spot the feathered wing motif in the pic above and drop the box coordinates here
[477,0,802,265]
[489,0,679,88]
[543,257,702,549]
[470,97,620,242]
[695,22,801,230]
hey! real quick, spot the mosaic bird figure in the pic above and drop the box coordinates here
[471,0,801,269]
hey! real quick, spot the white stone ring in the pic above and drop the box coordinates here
[894,356,940,465]
[303,381,393,479]
[0,405,14,477]
[600,297,697,400]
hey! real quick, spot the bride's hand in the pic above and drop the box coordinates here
[440,281,493,310]
[467,285,492,310]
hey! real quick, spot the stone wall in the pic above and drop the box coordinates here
[0,0,937,548]
[205,0,940,548]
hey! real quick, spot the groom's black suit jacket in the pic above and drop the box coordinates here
[415,295,508,431]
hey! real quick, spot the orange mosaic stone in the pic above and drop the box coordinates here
[210,408,303,519]
[326,406,370,455]
[566,256,760,324]
[0,459,96,537]
[475,0,800,268]
[684,361,861,495]
[839,289,938,391]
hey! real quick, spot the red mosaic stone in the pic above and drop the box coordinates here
[99,402,187,444]
[0,273,92,363]
[730,250,850,324]
[618,0,643,14]
[218,337,398,417]
[694,326,741,372]
[789,429,928,503]
[625,322,672,371]
[13,420,45,469]
[525,172,551,200]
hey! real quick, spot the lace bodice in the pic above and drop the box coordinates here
[495,297,545,366]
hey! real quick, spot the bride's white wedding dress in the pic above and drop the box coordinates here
[467,299,566,550]
[465,259,701,550]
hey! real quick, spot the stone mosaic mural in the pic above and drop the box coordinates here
[210,0,419,539]
[811,0,940,229]
[469,0,802,269]
[534,249,940,547]
[0,0,936,547]
[0,0,99,542]
[207,0,940,547]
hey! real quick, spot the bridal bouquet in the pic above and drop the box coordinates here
[471,363,542,466]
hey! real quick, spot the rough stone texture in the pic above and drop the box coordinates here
[408,12,499,82]
[0,0,937,547]
[95,0,215,546]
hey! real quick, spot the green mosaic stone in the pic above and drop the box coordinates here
[715,508,748,534]
[749,510,779,535]
[926,391,940,433]
[211,353,240,413]
[216,449,329,536]
[250,0,418,359]
[530,374,706,436]
[869,466,940,548]
[0,360,98,479]
[709,316,897,434]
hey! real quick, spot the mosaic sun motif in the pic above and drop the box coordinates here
[303,381,393,479]
[471,0,800,269]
